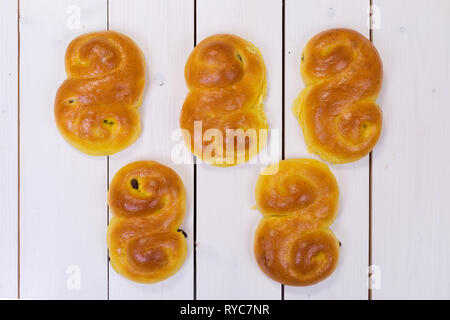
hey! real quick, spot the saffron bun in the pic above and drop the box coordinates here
[253,159,340,286]
[180,34,268,166]
[293,28,383,164]
[107,161,187,284]
[55,31,146,156]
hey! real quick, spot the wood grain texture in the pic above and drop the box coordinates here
[196,0,283,299]
[3,0,449,300]
[0,0,18,299]
[20,0,108,299]
[284,0,370,299]
[108,0,194,300]
[372,0,450,299]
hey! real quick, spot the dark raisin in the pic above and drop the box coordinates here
[177,229,188,238]
[236,53,243,63]
[103,119,115,125]
[130,179,139,189]
[339,241,342,247]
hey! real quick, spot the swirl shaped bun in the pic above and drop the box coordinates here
[255,159,338,227]
[293,28,383,164]
[55,31,146,155]
[180,34,268,166]
[253,159,340,286]
[107,161,187,283]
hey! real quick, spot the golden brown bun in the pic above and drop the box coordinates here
[254,159,340,286]
[107,161,187,284]
[293,28,383,164]
[180,34,268,166]
[55,31,146,156]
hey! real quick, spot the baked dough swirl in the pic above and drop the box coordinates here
[55,31,145,155]
[107,161,187,283]
[293,28,383,164]
[180,34,268,166]
[254,159,340,286]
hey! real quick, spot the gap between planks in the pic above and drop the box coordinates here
[193,0,198,301]
[106,0,110,301]
[17,0,21,300]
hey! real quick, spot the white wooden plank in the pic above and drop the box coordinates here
[372,0,450,299]
[196,0,283,299]
[0,0,18,299]
[108,0,194,300]
[285,0,370,299]
[20,0,108,299]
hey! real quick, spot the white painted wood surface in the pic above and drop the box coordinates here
[0,0,18,299]
[20,0,108,299]
[196,0,283,299]
[372,0,450,299]
[284,0,370,300]
[108,0,194,300]
[0,0,449,299]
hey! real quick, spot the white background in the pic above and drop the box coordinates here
[0,0,449,299]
